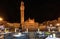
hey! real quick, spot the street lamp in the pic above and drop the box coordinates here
[56,23,60,32]
[0,17,3,21]
[56,23,60,26]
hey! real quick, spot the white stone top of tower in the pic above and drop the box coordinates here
[20,1,25,10]
[21,1,24,5]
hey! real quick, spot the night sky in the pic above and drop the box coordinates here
[0,0,60,23]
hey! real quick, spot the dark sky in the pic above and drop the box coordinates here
[0,0,60,23]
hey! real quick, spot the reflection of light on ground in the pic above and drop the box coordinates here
[46,37,60,39]
[1,31,60,39]
[45,34,60,39]
[13,33,24,37]
[37,31,43,34]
